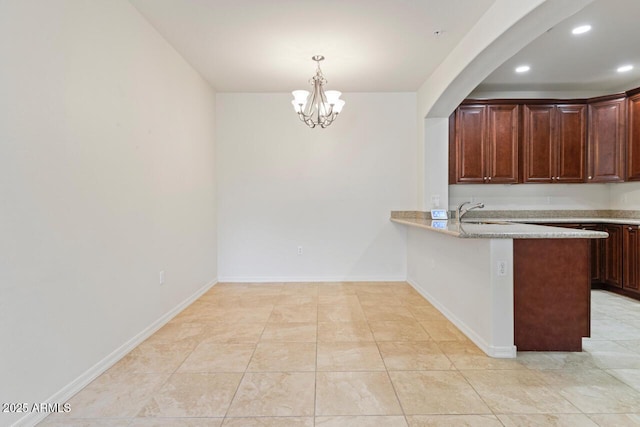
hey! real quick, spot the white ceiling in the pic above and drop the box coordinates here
[477,0,640,93]
[129,0,495,92]
[130,0,640,95]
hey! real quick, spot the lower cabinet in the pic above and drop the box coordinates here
[539,222,639,296]
[596,223,640,296]
[623,225,640,294]
[602,224,624,288]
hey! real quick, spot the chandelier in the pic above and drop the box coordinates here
[291,55,345,128]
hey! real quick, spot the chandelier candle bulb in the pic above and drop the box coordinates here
[291,55,344,128]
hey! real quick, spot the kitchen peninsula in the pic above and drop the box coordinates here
[391,211,608,357]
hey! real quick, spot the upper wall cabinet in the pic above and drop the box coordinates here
[451,104,519,184]
[522,104,586,183]
[587,96,626,183]
[627,91,640,181]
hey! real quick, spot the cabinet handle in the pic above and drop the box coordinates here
[488,177,492,181]
[588,176,592,180]
[630,227,634,231]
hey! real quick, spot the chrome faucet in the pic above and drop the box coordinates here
[456,201,485,222]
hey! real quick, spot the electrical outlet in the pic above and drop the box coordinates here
[297,246,303,255]
[159,270,165,285]
[497,261,507,277]
[431,195,440,208]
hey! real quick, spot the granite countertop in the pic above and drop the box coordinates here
[388,209,640,239]
[390,217,609,239]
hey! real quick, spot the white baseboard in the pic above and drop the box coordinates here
[407,277,516,359]
[14,278,217,427]
[217,275,407,283]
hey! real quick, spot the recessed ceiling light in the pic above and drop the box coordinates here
[617,65,634,73]
[572,25,591,35]
[515,65,530,73]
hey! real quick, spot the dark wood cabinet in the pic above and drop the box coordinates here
[522,104,586,183]
[584,224,603,284]
[587,97,626,182]
[602,224,623,288]
[486,104,519,183]
[452,104,519,184]
[514,238,590,351]
[623,225,640,294]
[453,105,486,184]
[627,92,640,180]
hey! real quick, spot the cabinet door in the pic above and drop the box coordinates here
[627,93,640,180]
[603,224,623,288]
[623,225,640,294]
[580,224,602,284]
[556,104,587,182]
[587,97,626,182]
[523,105,554,183]
[486,104,519,183]
[454,105,486,183]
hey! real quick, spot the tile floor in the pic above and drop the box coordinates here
[40,284,640,426]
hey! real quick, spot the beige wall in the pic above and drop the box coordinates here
[216,92,417,281]
[0,1,217,425]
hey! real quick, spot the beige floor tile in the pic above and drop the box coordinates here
[460,370,580,414]
[591,318,640,340]
[377,342,454,370]
[38,420,131,427]
[389,371,491,415]
[316,371,402,416]
[497,414,598,427]
[583,339,640,369]
[516,351,599,370]
[406,415,502,427]
[145,322,208,345]
[538,369,640,413]
[171,304,219,323]
[369,320,431,342]
[316,415,408,426]
[607,369,640,392]
[177,342,255,372]
[261,322,317,342]
[318,322,375,342]
[317,286,357,297]
[358,295,404,306]
[616,340,640,353]
[275,295,318,305]
[406,306,447,322]
[438,341,526,370]
[268,304,318,323]
[227,372,315,417]
[247,342,316,372]
[200,322,265,343]
[398,296,434,307]
[588,414,640,426]
[59,373,170,418]
[418,321,467,342]
[129,419,224,427]
[362,305,415,321]
[318,295,361,305]
[108,340,196,374]
[222,417,313,426]
[318,304,367,322]
[138,372,242,417]
[207,307,274,324]
[317,342,386,371]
